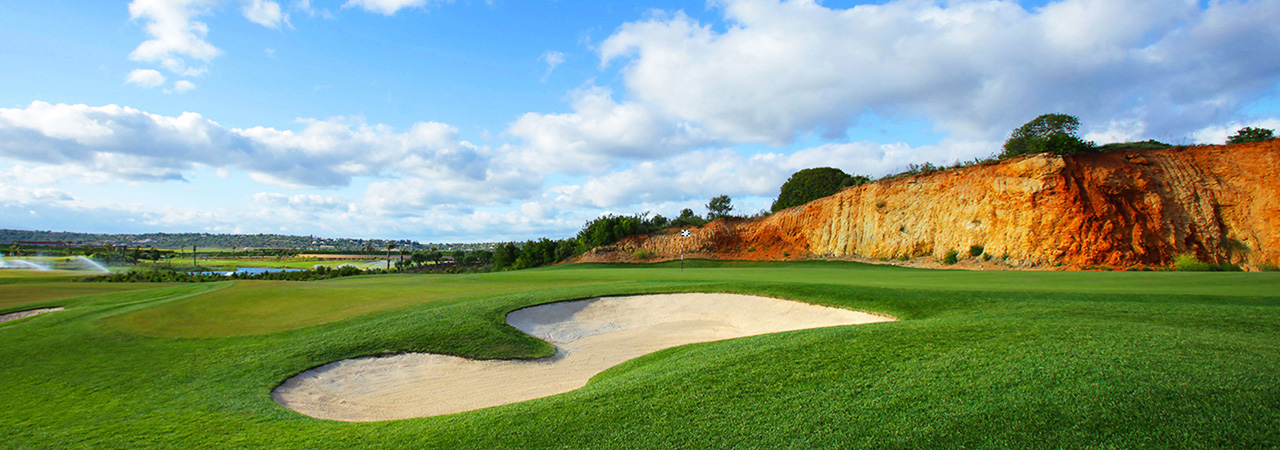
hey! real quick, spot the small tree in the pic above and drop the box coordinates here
[1001,113,1094,158]
[706,195,734,220]
[1226,127,1275,145]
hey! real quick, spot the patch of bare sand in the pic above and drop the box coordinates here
[0,307,64,324]
[273,293,893,421]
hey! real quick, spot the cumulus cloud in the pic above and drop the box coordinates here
[128,0,221,77]
[0,102,528,204]
[242,0,290,28]
[600,0,1280,144]
[343,0,450,16]
[507,86,711,173]
[125,69,166,88]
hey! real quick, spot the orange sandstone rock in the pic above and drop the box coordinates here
[579,141,1280,270]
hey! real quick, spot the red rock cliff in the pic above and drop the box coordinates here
[580,141,1280,269]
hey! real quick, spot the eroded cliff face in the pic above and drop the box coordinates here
[579,141,1280,269]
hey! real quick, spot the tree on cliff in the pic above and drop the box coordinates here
[1227,127,1275,144]
[1001,113,1094,158]
[707,195,734,220]
[771,167,870,212]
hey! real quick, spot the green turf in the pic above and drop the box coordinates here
[0,282,174,310]
[1,261,1278,449]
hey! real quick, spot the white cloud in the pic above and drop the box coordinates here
[0,102,525,198]
[170,80,197,93]
[243,0,290,28]
[540,50,566,82]
[600,0,1280,144]
[0,184,74,205]
[125,69,166,88]
[506,86,711,173]
[1190,119,1280,145]
[343,0,450,16]
[553,138,994,210]
[128,0,221,77]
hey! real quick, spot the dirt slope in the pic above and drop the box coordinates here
[579,141,1280,270]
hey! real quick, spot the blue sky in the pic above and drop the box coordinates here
[2,0,1279,242]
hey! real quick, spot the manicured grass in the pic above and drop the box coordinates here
[1,261,1278,449]
[113,260,1280,338]
[0,282,174,310]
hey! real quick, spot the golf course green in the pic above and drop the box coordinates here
[1,260,1277,448]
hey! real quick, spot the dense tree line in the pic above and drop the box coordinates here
[87,265,383,283]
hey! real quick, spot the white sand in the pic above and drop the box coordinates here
[0,307,64,324]
[273,293,893,421]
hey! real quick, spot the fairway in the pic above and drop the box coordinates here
[1,261,1279,449]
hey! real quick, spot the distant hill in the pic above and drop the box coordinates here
[0,229,498,253]
[580,141,1280,270]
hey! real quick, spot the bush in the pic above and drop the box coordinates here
[671,208,707,228]
[1173,254,1214,271]
[1096,139,1173,152]
[1261,263,1279,272]
[942,250,959,265]
[771,168,870,212]
[1226,127,1275,145]
[1001,113,1095,158]
[631,249,653,260]
[968,245,985,257]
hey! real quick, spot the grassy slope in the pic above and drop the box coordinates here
[1,261,1277,449]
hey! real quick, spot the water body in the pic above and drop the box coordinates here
[193,267,304,276]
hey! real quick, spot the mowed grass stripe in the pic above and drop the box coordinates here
[110,261,1280,338]
[107,275,618,337]
[0,282,180,310]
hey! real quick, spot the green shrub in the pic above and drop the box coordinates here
[631,249,653,260]
[1261,263,1279,272]
[1226,127,1275,145]
[968,245,984,257]
[1001,113,1095,158]
[1173,254,1214,271]
[982,254,992,262]
[942,250,959,265]
[1096,139,1173,152]
[771,168,871,212]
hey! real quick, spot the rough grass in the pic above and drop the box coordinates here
[1,261,1278,449]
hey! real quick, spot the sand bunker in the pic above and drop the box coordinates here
[0,307,64,324]
[273,293,893,421]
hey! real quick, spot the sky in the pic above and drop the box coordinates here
[2,0,1279,243]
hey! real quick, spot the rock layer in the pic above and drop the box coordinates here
[579,142,1280,269]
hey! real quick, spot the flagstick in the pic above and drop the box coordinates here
[680,229,690,272]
